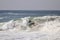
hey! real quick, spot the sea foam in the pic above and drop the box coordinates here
[0,16,60,33]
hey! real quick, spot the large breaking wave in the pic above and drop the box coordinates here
[0,16,60,32]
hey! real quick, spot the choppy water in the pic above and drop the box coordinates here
[0,10,60,40]
[0,16,60,40]
[0,10,60,32]
[0,16,60,31]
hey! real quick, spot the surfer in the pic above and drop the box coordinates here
[28,20,35,27]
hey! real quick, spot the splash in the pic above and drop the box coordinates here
[0,16,60,33]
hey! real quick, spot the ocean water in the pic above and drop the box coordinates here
[0,10,60,40]
[0,10,60,22]
[0,10,60,31]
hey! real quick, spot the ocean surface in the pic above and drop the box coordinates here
[0,10,60,40]
[0,10,60,22]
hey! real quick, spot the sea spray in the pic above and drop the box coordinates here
[1,20,15,30]
[0,16,60,33]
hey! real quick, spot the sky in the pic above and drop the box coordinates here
[0,0,60,10]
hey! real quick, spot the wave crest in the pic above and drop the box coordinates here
[0,16,60,32]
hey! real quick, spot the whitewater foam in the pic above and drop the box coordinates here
[0,16,60,33]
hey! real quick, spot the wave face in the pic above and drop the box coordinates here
[0,16,60,33]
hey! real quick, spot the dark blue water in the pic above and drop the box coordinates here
[0,10,60,22]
